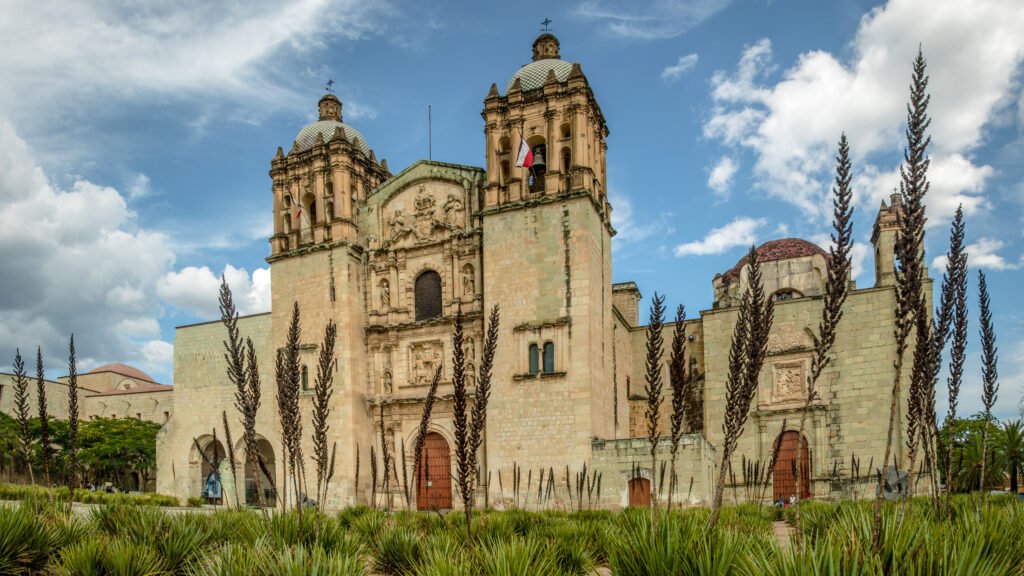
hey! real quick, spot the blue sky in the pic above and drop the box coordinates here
[0,0,1022,420]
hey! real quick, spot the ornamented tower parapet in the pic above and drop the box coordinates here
[481,33,611,227]
[268,93,391,257]
[871,192,903,287]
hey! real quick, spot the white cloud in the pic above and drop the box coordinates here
[0,117,176,377]
[674,217,766,256]
[610,191,656,245]
[662,54,699,82]
[809,233,870,281]
[707,156,738,197]
[576,0,734,39]
[127,174,152,200]
[0,0,390,145]
[157,264,271,320]
[932,237,1022,271]
[703,0,1024,224]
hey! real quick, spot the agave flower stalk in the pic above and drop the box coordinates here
[794,133,854,547]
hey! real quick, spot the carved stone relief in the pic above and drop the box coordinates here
[770,361,806,404]
[768,322,812,353]
[409,341,443,387]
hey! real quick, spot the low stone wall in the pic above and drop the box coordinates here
[590,434,715,509]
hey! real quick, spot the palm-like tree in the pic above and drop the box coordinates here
[954,431,1006,493]
[1002,420,1023,494]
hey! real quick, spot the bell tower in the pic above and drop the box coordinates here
[481,34,618,473]
[266,93,390,507]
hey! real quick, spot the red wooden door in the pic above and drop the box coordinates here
[417,432,452,510]
[773,431,810,501]
[628,477,650,507]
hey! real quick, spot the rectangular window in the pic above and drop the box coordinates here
[528,344,539,375]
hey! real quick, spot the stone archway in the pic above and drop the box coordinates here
[773,431,810,502]
[244,438,277,507]
[193,438,225,505]
[416,432,452,510]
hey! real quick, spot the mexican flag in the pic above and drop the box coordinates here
[515,138,533,168]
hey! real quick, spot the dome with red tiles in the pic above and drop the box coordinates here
[87,362,156,383]
[722,238,827,282]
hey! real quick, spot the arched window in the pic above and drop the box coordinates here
[325,181,334,197]
[560,123,571,140]
[283,214,292,233]
[542,342,555,373]
[500,160,510,185]
[772,289,803,302]
[561,147,571,172]
[326,201,334,221]
[528,344,539,375]
[301,365,309,390]
[415,270,442,321]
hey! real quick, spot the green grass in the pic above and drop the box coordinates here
[0,483,179,507]
[0,494,1020,575]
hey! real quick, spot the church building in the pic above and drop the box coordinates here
[153,33,917,509]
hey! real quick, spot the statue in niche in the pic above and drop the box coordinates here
[382,368,393,394]
[444,193,464,226]
[464,338,476,387]
[379,279,390,309]
[462,265,475,296]
[464,337,475,362]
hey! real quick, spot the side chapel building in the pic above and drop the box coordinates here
[152,33,918,509]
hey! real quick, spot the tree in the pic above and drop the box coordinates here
[667,304,687,510]
[1002,420,1023,494]
[978,271,999,503]
[875,48,931,549]
[941,206,968,516]
[36,347,51,486]
[795,133,854,543]
[66,335,80,488]
[451,304,500,546]
[312,319,337,521]
[952,430,1005,494]
[708,245,773,531]
[77,417,161,490]
[643,293,666,518]
[11,349,33,484]
[276,302,304,512]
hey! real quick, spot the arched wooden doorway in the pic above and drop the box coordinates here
[416,432,452,510]
[628,477,650,508]
[244,438,277,507]
[773,431,810,502]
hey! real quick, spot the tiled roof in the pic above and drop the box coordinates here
[507,59,576,92]
[722,238,828,282]
[294,121,371,155]
[87,363,156,383]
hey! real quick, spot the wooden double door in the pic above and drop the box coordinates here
[773,431,810,501]
[416,432,452,510]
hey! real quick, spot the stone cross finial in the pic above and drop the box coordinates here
[325,79,335,93]
[541,18,552,32]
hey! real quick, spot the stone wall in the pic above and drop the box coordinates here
[590,435,715,509]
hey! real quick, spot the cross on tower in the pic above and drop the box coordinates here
[541,18,552,32]
[325,79,335,94]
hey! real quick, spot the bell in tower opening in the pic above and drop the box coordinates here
[529,143,546,193]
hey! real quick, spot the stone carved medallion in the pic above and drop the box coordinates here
[413,186,437,241]
[770,361,806,404]
[409,341,443,387]
[768,322,812,353]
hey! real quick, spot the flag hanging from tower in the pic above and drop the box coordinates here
[515,138,533,168]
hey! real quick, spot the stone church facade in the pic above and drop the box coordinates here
[152,33,916,510]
